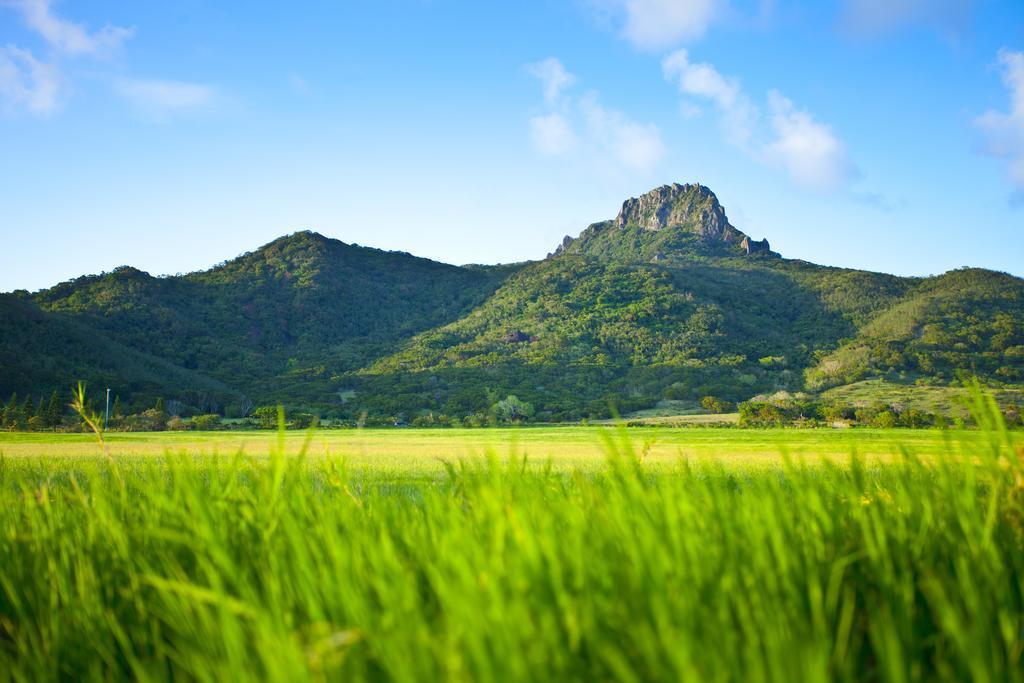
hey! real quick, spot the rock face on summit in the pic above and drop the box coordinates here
[615,183,742,243]
[554,182,774,258]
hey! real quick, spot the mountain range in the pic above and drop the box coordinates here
[2,183,1022,421]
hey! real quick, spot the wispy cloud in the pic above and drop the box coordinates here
[974,48,1024,198]
[2,0,132,55]
[0,44,60,114]
[525,58,576,106]
[115,78,217,117]
[0,0,132,115]
[592,0,723,50]
[763,91,856,192]
[662,49,857,193]
[529,112,577,156]
[580,94,666,171]
[526,57,665,173]
[662,49,754,146]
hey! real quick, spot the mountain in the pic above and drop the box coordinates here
[0,293,242,412]
[805,268,1024,389]
[2,183,1022,420]
[12,232,519,414]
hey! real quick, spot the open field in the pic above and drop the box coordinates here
[1,415,1023,681]
[2,406,1023,681]
[0,425,1003,474]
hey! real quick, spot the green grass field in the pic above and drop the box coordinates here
[2,402,1023,681]
[0,425,991,474]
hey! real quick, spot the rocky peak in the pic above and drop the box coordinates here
[551,182,777,259]
[614,183,737,242]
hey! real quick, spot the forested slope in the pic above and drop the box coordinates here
[3,183,1021,420]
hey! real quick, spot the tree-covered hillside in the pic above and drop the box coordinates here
[0,294,241,412]
[2,183,1021,421]
[345,185,1023,420]
[805,268,1024,389]
[19,232,519,412]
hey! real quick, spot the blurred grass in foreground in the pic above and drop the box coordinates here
[0,391,1022,681]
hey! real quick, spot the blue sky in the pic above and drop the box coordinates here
[0,0,1022,292]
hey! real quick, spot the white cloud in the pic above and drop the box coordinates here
[0,44,60,114]
[614,0,722,50]
[663,51,857,192]
[2,0,132,55]
[838,0,971,37]
[115,78,216,116]
[662,49,739,107]
[662,49,755,146]
[763,90,856,192]
[0,0,132,116]
[974,49,1024,192]
[530,112,577,156]
[581,94,666,171]
[525,58,665,173]
[526,57,576,106]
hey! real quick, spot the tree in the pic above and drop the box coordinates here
[154,398,165,416]
[820,403,853,424]
[19,396,33,429]
[873,410,898,429]
[700,395,734,414]
[493,395,534,423]
[738,401,785,427]
[907,408,933,428]
[2,393,17,429]
[112,396,122,419]
[191,414,221,430]
[46,391,63,429]
[252,406,279,429]
[290,413,316,429]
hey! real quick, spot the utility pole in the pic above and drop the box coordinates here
[104,388,111,431]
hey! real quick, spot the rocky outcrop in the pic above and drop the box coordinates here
[740,236,772,255]
[548,234,574,258]
[614,183,742,243]
[550,182,776,259]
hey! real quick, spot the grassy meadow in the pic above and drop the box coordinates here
[0,424,986,475]
[1,399,1023,681]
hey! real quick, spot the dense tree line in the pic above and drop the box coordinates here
[0,391,65,430]
[736,393,1022,429]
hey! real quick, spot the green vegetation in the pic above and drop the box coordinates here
[0,400,1022,680]
[5,233,517,415]
[805,268,1024,389]
[0,424,984,473]
[822,379,1024,419]
[2,185,1022,423]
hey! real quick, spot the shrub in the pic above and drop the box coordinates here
[191,414,222,431]
[700,396,734,414]
[289,413,316,429]
[252,406,279,429]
